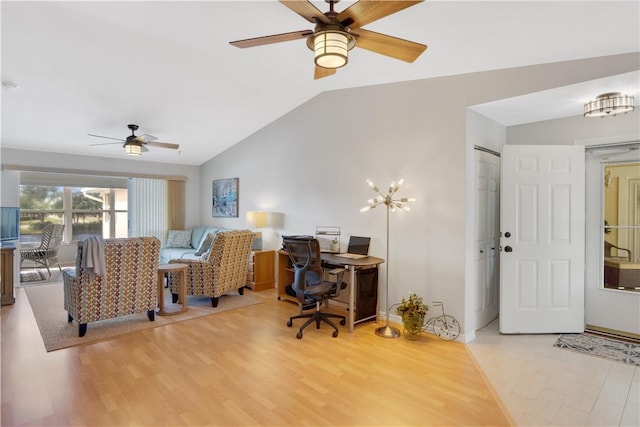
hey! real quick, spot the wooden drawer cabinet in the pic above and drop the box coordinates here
[276,250,297,304]
[246,250,275,291]
[1,244,16,306]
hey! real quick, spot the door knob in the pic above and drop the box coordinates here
[504,232,511,238]
[504,246,513,253]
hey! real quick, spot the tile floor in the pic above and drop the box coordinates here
[468,320,639,426]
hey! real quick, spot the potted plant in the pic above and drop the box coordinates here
[396,293,428,339]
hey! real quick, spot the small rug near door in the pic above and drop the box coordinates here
[25,283,263,352]
[554,334,640,366]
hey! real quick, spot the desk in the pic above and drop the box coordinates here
[321,253,384,332]
[276,250,383,332]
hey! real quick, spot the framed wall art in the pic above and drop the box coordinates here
[212,178,239,218]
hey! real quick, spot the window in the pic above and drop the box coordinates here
[20,185,128,243]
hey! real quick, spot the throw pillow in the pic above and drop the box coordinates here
[166,229,192,248]
[194,232,217,256]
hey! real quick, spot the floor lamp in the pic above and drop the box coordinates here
[361,178,415,338]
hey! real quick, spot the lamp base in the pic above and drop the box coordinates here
[375,324,401,339]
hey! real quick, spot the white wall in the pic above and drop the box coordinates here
[199,53,639,341]
[507,110,640,146]
[0,148,201,264]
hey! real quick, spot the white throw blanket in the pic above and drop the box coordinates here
[82,236,106,277]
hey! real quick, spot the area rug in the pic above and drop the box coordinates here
[19,267,65,285]
[25,283,262,352]
[20,269,48,283]
[554,334,640,366]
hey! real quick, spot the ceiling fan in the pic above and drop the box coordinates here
[88,124,180,156]
[229,0,427,80]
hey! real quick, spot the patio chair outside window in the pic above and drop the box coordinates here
[20,224,65,276]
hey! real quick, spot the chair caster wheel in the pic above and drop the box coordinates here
[287,320,293,327]
[296,331,303,339]
[332,331,338,338]
[340,319,346,326]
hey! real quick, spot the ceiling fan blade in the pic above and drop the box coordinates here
[352,28,427,62]
[338,0,423,28]
[314,65,336,80]
[141,145,150,153]
[88,133,125,142]
[147,141,180,150]
[139,133,158,142]
[279,0,330,24]
[230,30,312,48]
[89,142,122,146]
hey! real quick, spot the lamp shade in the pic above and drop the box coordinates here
[246,211,267,228]
[124,142,142,155]
[308,29,355,69]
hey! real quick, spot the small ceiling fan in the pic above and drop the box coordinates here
[88,124,179,156]
[229,0,427,80]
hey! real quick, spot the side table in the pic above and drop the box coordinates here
[247,250,275,291]
[157,263,188,316]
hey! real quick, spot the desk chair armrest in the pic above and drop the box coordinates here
[323,267,346,299]
[325,267,346,277]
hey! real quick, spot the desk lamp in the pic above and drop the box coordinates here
[361,178,415,338]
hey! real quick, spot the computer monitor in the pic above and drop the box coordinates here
[347,236,370,255]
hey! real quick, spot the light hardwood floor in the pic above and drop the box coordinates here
[1,286,512,426]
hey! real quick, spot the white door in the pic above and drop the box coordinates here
[500,145,585,333]
[474,149,500,329]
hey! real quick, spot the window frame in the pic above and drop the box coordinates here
[19,185,128,243]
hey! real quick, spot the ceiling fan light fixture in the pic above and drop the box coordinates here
[309,30,355,69]
[124,141,142,156]
[584,92,635,118]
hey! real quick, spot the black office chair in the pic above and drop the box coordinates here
[283,235,346,339]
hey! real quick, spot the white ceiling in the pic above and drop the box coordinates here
[2,1,639,166]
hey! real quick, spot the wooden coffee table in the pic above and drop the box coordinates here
[157,263,188,315]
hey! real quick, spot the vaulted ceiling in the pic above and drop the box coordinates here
[2,1,638,165]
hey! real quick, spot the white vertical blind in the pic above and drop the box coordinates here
[128,178,167,245]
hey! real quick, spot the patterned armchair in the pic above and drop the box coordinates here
[63,237,160,337]
[168,230,254,307]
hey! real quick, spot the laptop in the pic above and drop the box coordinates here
[335,236,371,259]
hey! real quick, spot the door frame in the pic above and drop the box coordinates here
[473,147,501,331]
[577,134,640,339]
